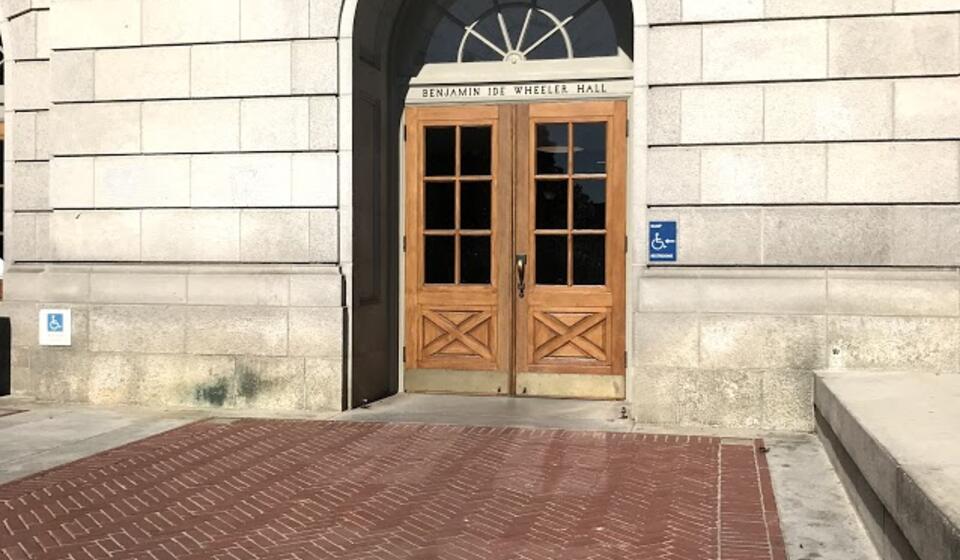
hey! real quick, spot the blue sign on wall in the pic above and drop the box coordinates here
[47,313,65,333]
[649,221,678,262]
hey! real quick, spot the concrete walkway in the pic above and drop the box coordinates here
[0,397,338,485]
[0,403,194,486]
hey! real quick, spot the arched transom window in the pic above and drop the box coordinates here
[421,0,630,65]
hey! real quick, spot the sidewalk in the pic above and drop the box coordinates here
[0,397,337,485]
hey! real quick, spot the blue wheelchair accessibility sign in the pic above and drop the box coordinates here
[649,221,678,262]
[39,309,72,346]
[47,313,65,333]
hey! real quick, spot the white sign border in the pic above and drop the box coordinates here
[39,308,72,347]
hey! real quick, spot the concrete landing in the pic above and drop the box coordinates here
[334,393,633,432]
[816,372,960,560]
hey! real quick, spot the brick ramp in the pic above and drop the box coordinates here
[0,421,786,560]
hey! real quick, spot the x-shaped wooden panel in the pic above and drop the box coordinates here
[422,310,494,361]
[533,311,607,362]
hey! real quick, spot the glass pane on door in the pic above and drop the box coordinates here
[536,124,570,175]
[573,180,606,230]
[425,236,455,284]
[536,180,568,230]
[573,235,605,285]
[460,127,492,176]
[536,235,568,285]
[461,236,492,284]
[425,127,456,176]
[573,123,607,174]
[425,182,455,230]
[461,181,492,230]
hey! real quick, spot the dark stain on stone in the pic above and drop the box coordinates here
[236,363,280,403]
[195,378,229,407]
[237,367,261,400]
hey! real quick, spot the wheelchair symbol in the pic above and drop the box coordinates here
[651,233,669,252]
[651,233,675,252]
[47,314,64,333]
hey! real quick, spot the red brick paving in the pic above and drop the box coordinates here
[0,421,787,560]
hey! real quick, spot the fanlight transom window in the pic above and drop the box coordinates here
[460,5,574,63]
[422,0,628,65]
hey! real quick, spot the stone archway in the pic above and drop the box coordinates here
[339,0,649,408]
[338,0,650,41]
[0,0,31,397]
[0,3,10,266]
[0,0,27,271]
[0,8,6,397]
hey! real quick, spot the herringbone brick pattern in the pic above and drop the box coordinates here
[0,421,786,560]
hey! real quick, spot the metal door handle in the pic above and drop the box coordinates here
[516,254,527,299]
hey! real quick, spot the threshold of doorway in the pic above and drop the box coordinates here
[333,393,633,433]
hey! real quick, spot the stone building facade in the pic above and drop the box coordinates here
[0,0,958,431]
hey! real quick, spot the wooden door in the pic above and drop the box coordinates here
[404,105,514,395]
[404,101,627,399]
[514,101,627,399]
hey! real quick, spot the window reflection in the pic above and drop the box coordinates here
[573,180,606,230]
[536,124,569,175]
[425,127,456,177]
[425,236,456,284]
[461,236,492,284]
[537,235,568,285]
[573,235,605,285]
[536,180,568,230]
[461,181,492,230]
[425,182,456,230]
[574,123,607,174]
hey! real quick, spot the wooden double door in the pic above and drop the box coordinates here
[404,101,626,400]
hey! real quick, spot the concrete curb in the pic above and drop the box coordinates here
[815,371,960,560]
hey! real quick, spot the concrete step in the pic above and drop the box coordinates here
[815,371,960,560]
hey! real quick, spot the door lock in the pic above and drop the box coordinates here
[516,254,527,299]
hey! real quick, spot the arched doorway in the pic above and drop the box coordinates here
[345,0,639,407]
[0,28,5,272]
